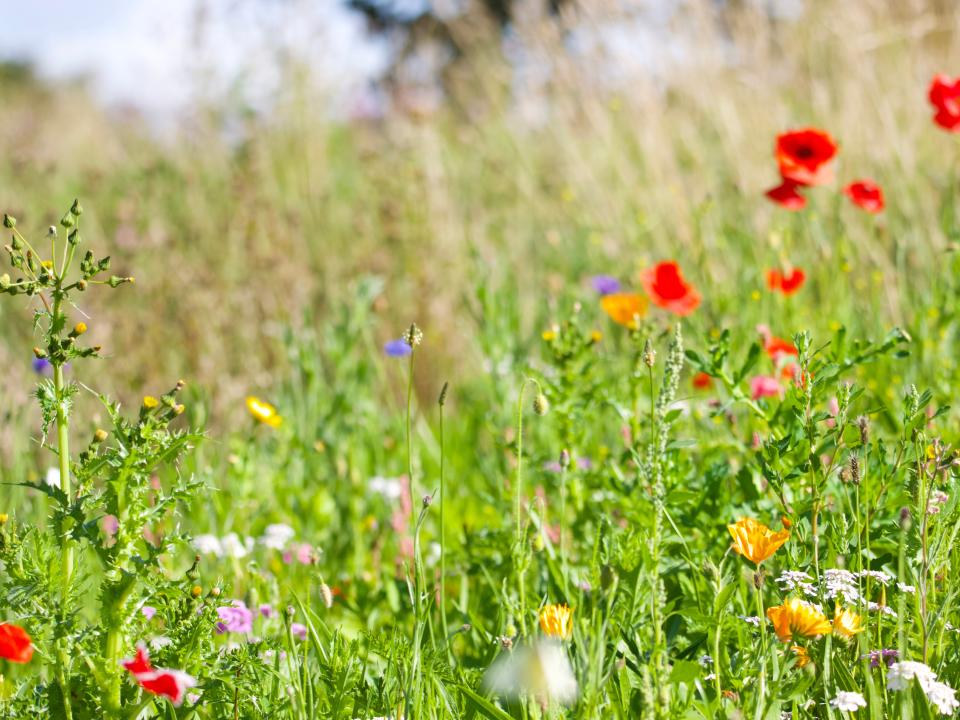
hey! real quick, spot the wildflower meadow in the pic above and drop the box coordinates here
[2,1,960,718]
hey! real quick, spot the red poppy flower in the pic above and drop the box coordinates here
[774,128,838,186]
[765,178,807,210]
[843,180,884,214]
[640,261,701,316]
[764,335,798,362]
[766,267,806,295]
[122,644,196,707]
[692,371,712,389]
[928,75,960,132]
[0,624,33,663]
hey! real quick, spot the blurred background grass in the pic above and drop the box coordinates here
[1,0,959,458]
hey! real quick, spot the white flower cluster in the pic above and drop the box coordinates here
[192,523,298,558]
[829,691,866,712]
[887,661,959,715]
[777,570,817,596]
[823,569,860,603]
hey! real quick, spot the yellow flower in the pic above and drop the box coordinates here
[542,330,557,342]
[142,396,159,409]
[727,518,790,565]
[590,330,602,343]
[832,606,864,640]
[790,645,810,668]
[766,598,832,643]
[600,293,648,329]
[73,322,87,336]
[246,396,282,428]
[539,603,574,640]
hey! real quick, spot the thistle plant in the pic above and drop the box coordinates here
[0,203,201,717]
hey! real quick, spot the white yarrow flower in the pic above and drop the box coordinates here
[260,523,296,550]
[830,691,867,712]
[220,532,255,558]
[192,534,223,557]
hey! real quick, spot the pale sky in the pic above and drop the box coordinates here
[0,0,391,118]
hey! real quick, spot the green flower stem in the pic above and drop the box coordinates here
[514,377,542,636]
[754,580,767,720]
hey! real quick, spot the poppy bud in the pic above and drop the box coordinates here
[319,583,333,609]
[533,393,549,416]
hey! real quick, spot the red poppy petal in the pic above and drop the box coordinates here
[765,180,806,210]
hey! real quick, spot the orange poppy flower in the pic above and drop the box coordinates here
[600,293,647,329]
[766,598,833,643]
[640,261,700,316]
[692,371,712,389]
[0,623,33,663]
[832,607,864,640]
[727,518,790,565]
[929,75,960,132]
[774,128,838,186]
[763,335,798,362]
[765,178,807,210]
[766,268,806,295]
[791,645,811,668]
[843,180,884,214]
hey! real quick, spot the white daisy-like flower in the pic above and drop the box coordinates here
[896,582,916,594]
[887,661,937,691]
[192,534,223,557]
[830,691,867,712]
[260,523,296,550]
[867,602,897,618]
[45,467,61,488]
[926,681,960,715]
[220,532,254,558]
[484,640,578,705]
[369,476,403,500]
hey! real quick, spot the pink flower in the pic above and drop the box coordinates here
[121,644,197,707]
[101,514,119,537]
[141,606,157,621]
[750,375,782,400]
[291,623,308,641]
[826,397,839,428]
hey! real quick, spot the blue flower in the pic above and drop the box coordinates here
[590,275,621,296]
[32,357,52,376]
[384,339,413,357]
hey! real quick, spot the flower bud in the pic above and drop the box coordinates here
[559,448,570,469]
[531,533,545,552]
[191,585,202,598]
[2,214,16,228]
[209,587,222,598]
[319,583,333,609]
[93,429,109,443]
[77,280,87,291]
[403,323,423,347]
[173,404,186,416]
[642,339,656,368]
[32,347,47,359]
[533,393,549,416]
[70,198,83,217]
[71,322,87,337]
[0,513,8,525]
[422,494,432,508]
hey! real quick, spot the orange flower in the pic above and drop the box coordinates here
[832,607,864,640]
[641,261,700,316]
[790,645,810,668]
[0,623,33,663]
[600,293,647,329]
[766,268,806,295]
[774,128,838,186]
[539,603,574,640]
[763,336,798,363]
[727,518,790,565]
[692,371,712,390]
[766,598,832,643]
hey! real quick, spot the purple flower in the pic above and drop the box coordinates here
[291,623,308,641]
[259,604,275,619]
[141,606,157,621]
[384,339,412,358]
[215,601,253,634]
[863,649,899,668]
[32,357,53,376]
[590,275,621,296]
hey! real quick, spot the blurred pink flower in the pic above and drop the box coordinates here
[750,375,782,400]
